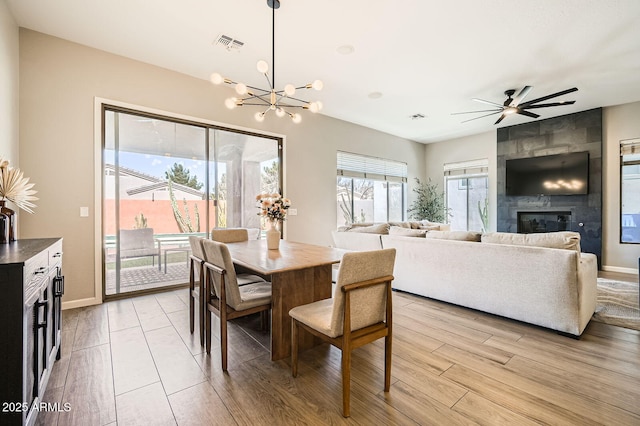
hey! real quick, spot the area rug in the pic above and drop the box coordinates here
[592,278,640,331]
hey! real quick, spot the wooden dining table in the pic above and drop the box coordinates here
[225,239,346,361]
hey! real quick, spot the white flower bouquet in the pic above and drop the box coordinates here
[256,193,291,222]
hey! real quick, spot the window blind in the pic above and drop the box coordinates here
[337,151,407,183]
[621,139,640,156]
[443,158,489,177]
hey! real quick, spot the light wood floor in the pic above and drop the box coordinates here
[38,273,639,425]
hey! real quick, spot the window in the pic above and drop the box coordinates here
[621,139,640,244]
[336,152,407,227]
[444,159,489,232]
[103,106,282,298]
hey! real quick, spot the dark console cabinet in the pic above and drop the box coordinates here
[0,239,64,426]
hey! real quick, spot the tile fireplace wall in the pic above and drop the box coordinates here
[497,108,602,267]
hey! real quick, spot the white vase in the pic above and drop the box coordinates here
[266,220,281,250]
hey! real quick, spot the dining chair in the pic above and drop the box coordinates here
[211,228,249,243]
[289,248,396,417]
[188,236,206,346]
[201,239,272,371]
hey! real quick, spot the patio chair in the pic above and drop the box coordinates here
[119,228,161,270]
[289,248,396,417]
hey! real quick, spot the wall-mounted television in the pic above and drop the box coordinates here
[506,152,589,196]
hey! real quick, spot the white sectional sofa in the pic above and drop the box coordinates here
[332,225,598,337]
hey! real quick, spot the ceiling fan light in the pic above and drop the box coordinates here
[284,84,296,97]
[225,97,238,109]
[504,107,518,115]
[210,72,224,85]
[256,60,269,74]
[235,83,248,95]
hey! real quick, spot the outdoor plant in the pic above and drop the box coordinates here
[478,198,489,232]
[408,178,451,223]
[133,212,148,229]
[168,179,200,233]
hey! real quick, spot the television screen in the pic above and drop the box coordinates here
[506,152,589,196]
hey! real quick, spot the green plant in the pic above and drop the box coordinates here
[168,179,200,233]
[408,178,451,223]
[133,212,148,229]
[478,198,489,232]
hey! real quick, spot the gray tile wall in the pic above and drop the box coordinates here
[496,108,602,267]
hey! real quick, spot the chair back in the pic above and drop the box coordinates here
[201,239,243,309]
[330,248,396,336]
[211,228,249,243]
[188,236,205,260]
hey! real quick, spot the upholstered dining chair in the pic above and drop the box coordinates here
[289,248,396,417]
[188,236,206,346]
[211,228,249,243]
[201,239,272,371]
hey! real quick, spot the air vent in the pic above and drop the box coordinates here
[411,113,426,120]
[214,34,244,52]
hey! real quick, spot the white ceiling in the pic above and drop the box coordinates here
[7,0,640,143]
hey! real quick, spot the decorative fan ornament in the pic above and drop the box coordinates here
[453,86,578,124]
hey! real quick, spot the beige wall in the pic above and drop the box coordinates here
[603,101,640,272]
[0,2,19,165]
[425,104,640,272]
[18,29,425,306]
[424,130,497,231]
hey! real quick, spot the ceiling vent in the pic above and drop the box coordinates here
[411,113,426,120]
[214,34,244,52]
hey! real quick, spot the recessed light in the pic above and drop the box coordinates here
[368,92,383,99]
[337,45,355,55]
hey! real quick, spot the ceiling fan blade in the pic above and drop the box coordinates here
[519,87,578,107]
[451,109,503,115]
[494,114,507,125]
[472,98,505,108]
[460,111,502,123]
[512,86,532,106]
[517,110,540,119]
[523,101,576,109]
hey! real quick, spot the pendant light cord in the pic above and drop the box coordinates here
[271,4,275,90]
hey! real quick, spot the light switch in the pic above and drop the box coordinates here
[288,208,298,216]
[80,207,89,217]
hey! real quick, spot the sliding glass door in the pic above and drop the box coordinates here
[103,106,281,299]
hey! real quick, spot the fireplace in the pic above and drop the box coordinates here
[517,211,572,234]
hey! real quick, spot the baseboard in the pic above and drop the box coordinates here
[601,265,639,275]
[62,296,102,310]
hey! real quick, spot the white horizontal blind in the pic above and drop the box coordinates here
[443,158,489,177]
[621,139,640,157]
[337,151,407,183]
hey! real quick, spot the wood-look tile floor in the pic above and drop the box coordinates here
[37,274,640,425]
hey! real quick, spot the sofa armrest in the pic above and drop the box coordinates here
[577,253,598,332]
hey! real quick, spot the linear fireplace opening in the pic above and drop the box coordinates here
[517,211,572,234]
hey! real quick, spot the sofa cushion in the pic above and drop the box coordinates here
[389,221,411,228]
[389,225,427,237]
[481,231,581,252]
[419,220,451,231]
[347,223,390,234]
[424,230,482,242]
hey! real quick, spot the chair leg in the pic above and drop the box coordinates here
[220,311,228,372]
[205,306,212,354]
[291,319,299,377]
[384,334,392,391]
[189,291,194,334]
[198,266,205,347]
[342,348,351,417]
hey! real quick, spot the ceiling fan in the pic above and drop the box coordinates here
[453,86,578,125]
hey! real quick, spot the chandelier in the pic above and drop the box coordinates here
[209,0,323,123]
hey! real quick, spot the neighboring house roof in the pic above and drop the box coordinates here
[105,164,205,199]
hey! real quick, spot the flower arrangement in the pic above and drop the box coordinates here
[256,193,291,222]
[0,157,38,213]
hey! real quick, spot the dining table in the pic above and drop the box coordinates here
[224,239,346,361]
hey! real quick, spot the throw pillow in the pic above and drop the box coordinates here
[389,226,427,237]
[347,223,390,234]
[389,221,411,228]
[481,232,581,252]
[424,230,482,242]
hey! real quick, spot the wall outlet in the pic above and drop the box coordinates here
[80,207,89,217]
